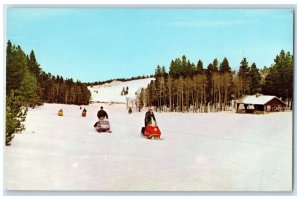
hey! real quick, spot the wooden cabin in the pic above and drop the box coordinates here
[236,94,286,114]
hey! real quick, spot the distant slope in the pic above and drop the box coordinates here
[88,78,155,103]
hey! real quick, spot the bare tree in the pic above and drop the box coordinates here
[167,76,173,112]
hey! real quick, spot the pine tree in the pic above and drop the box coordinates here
[213,58,219,70]
[263,50,293,107]
[6,44,28,95]
[27,50,42,80]
[238,58,250,80]
[6,91,27,146]
[219,57,233,110]
[16,70,38,106]
[248,63,261,94]
[155,65,162,78]
[139,88,145,109]
[219,57,231,74]
[169,58,182,78]
[238,58,250,95]
[187,60,196,77]
[161,66,168,79]
[196,59,204,74]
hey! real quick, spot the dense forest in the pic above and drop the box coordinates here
[138,51,293,112]
[6,41,91,145]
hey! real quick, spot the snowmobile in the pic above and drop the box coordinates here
[58,109,63,116]
[94,119,112,133]
[141,124,162,140]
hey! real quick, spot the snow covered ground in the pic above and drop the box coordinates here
[5,102,293,191]
[4,78,293,191]
[88,78,154,103]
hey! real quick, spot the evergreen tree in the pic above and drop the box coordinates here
[182,55,187,74]
[16,70,38,106]
[155,65,162,78]
[187,60,196,77]
[6,44,28,95]
[161,66,168,79]
[218,57,233,110]
[6,91,27,146]
[213,58,219,70]
[238,58,250,95]
[263,50,293,106]
[238,58,250,80]
[219,57,231,74]
[169,58,182,78]
[248,63,261,94]
[196,59,204,74]
[139,88,145,109]
[27,50,42,80]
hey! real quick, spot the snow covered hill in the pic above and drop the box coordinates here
[88,78,155,103]
[5,102,293,191]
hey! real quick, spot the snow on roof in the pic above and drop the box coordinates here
[237,95,285,105]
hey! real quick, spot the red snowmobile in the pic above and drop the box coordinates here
[94,119,111,133]
[141,124,162,139]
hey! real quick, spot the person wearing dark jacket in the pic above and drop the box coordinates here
[144,107,156,127]
[97,106,108,120]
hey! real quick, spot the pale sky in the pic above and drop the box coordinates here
[6,8,294,82]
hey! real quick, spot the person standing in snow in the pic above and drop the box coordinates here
[144,106,156,127]
[97,106,108,120]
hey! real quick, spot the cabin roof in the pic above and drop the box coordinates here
[237,95,286,105]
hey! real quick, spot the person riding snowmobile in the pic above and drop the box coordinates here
[82,108,87,117]
[94,106,111,132]
[141,106,161,139]
[58,109,63,116]
[97,106,108,120]
[144,106,156,127]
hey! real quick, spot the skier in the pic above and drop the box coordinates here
[97,106,108,120]
[144,106,156,127]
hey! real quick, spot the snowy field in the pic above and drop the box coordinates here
[88,78,155,103]
[5,103,293,191]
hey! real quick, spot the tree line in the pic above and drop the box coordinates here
[138,51,293,112]
[87,75,154,86]
[6,41,91,145]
